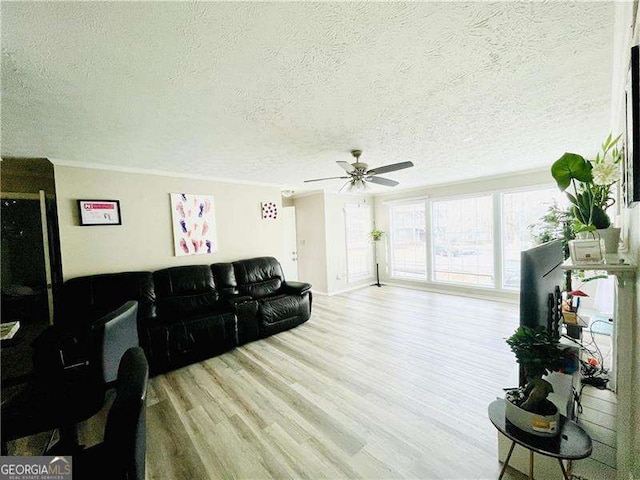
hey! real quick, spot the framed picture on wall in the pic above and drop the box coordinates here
[77,199,122,226]
[170,193,218,256]
[623,45,640,206]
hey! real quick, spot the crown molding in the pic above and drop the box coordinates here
[49,158,283,188]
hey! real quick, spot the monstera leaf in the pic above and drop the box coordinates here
[551,153,593,191]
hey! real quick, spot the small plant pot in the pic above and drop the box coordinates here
[505,398,560,437]
[596,227,621,254]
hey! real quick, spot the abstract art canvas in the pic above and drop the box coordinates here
[261,201,278,219]
[170,193,218,256]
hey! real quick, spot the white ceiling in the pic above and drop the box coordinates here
[1,2,615,192]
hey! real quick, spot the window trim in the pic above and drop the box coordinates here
[388,200,428,281]
[344,203,374,284]
[384,182,562,293]
[429,193,495,288]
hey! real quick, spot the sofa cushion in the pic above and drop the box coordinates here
[245,278,282,299]
[211,263,239,296]
[232,257,284,299]
[259,295,300,324]
[156,292,222,319]
[146,312,236,373]
[63,272,156,327]
[153,266,214,297]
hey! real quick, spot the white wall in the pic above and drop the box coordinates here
[293,191,375,295]
[611,3,640,478]
[54,165,284,279]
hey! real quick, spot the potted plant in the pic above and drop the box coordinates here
[504,326,569,436]
[529,201,575,289]
[370,229,385,241]
[550,133,623,252]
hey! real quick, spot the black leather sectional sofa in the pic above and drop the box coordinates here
[61,257,312,374]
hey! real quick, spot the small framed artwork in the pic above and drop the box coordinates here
[78,199,122,226]
[261,201,278,219]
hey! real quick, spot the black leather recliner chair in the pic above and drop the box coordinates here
[149,265,237,372]
[232,257,312,337]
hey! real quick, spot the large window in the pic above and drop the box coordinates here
[501,188,567,289]
[384,184,569,291]
[389,202,427,280]
[431,195,494,286]
[344,204,373,283]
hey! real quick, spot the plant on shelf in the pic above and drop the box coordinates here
[529,200,576,289]
[529,200,575,250]
[370,229,385,241]
[505,326,568,416]
[550,133,622,233]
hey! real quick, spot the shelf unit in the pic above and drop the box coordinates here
[562,253,636,479]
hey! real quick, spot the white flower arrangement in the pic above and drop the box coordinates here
[591,161,619,186]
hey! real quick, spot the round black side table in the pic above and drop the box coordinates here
[488,399,592,480]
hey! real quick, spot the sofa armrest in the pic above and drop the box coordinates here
[223,294,254,307]
[282,281,312,296]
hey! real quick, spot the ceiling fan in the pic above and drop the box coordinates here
[304,150,414,192]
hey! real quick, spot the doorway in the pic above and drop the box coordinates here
[1,192,52,325]
[281,206,298,281]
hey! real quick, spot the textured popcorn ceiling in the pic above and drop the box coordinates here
[1,2,614,191]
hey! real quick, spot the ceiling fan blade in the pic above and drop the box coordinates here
[338,180,351,193]
[367,161,414,176]
[304,176,350,183]
[366,176,399,187]
[337,161,355,173]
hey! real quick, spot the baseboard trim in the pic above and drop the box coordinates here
[326,283,371,296]
[383,281,519,304]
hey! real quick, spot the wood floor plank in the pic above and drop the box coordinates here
[6,285,616,479]
[146,400,210,480]
[142,285,583,479]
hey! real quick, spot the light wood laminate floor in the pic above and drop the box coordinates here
[145,286,525,479]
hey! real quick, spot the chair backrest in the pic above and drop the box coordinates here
[103,347,149,480]
[232,257,285,298]
[91,300,140,384]
[62,272,156,328]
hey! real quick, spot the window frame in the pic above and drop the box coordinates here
[384,183,562,292]
[344,203,374,284]
[387,199,429,282]
[429,192,496,289]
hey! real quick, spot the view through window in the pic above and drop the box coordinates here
[501,188,568,289]
[431,195,494,286]
[386,185,571,290]
[345,204,373,282]
[389,202,427,280]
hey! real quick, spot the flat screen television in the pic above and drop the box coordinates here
[519,240,564,332]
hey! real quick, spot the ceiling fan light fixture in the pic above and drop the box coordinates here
[304,149,414,193]
[349,178,367,193]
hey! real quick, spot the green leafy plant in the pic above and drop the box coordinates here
[551,133,622,233]
[529,201,575,289]
[529,200,575,248]
[506,326,569,415]
[370,229,384,241]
